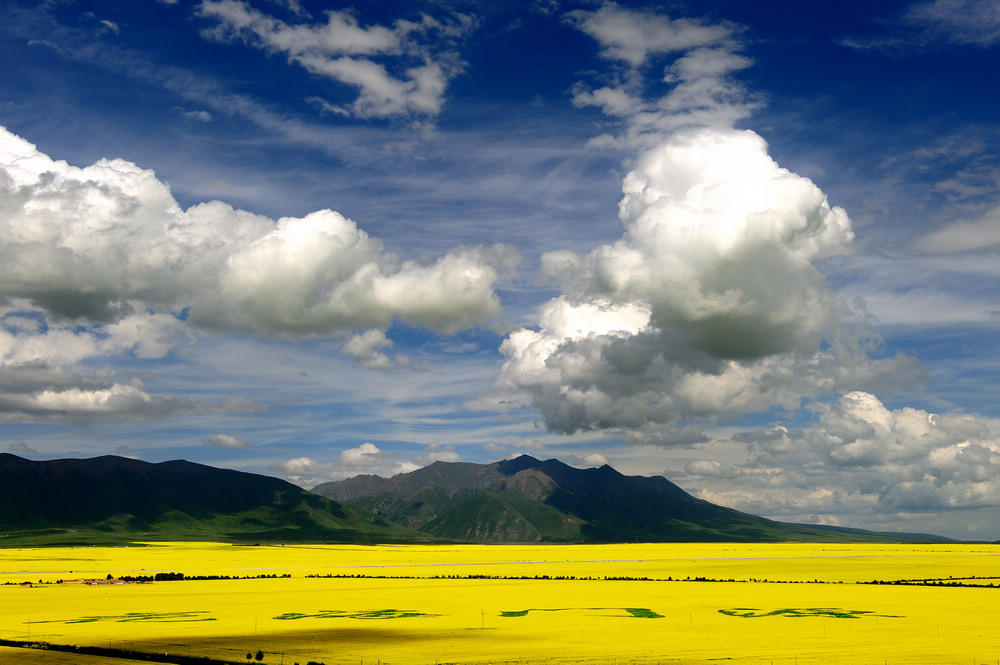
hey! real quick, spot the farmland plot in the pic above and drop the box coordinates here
[1,543,998,665]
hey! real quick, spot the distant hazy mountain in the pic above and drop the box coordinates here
[0,453,427,545]
[313,455,954,543]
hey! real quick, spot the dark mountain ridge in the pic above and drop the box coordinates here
[0,453,425,545]
[313,455,956,543]
[0,453,957,546]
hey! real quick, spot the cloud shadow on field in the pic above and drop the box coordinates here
[120,623,499,663]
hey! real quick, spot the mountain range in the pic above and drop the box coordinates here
[317,455,952,543]
[0,453,956,545]
[0,453,425,545]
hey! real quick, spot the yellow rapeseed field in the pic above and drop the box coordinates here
[1,542,998,665]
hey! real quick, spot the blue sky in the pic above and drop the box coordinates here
[2,0,999,540]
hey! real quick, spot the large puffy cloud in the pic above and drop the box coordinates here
[0,126,511,337]
[0,127,271,321]
[496,5,918,437]
[196,1,472,118]
[0,125,512,423]
[688,392,1000,535]
[201,210,512,335]
[497,127,919,435]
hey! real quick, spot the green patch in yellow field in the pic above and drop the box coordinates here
[718,607,903,619]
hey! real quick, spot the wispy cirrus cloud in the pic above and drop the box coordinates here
[841,0,1000,53]
[911,205,1000,253]
[903,0,1000,47]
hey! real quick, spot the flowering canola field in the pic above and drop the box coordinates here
[1,542,998,665]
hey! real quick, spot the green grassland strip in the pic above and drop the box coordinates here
[718,607,904,619]
[499,607,662,618]
[273,608,436,620]
[32,612,216,624]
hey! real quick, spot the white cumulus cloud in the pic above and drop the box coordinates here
[271,442,425,485]
[0,125,512,423]
[570,452,609,468]
[0,126,512,337]
[271,441,469,486]
[496,127,919,435]
[690,392,1000,535]
[340,329,395,369]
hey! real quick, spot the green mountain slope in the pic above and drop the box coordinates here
[313,455,955,544]
[0,453,428,545]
